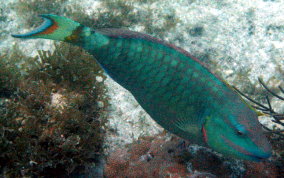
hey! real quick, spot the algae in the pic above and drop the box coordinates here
[0,43,108,177]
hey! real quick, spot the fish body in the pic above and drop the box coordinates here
[12,14,272,161]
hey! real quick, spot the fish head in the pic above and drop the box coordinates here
[203,108,272,161]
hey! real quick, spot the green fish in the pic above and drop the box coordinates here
[12,14,272,161]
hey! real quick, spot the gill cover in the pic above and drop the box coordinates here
[203,114,271,161]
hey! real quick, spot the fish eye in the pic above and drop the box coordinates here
[234,123,247,136]
[237,130,244,136]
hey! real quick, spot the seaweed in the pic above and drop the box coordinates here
[0,57,19,98]
[0,43,108,177]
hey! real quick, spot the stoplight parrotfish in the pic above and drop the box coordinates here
[12,14,272,161]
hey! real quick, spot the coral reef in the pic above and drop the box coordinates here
[1,0,284,177]
[0,43,108,177]
[105,135,280,178]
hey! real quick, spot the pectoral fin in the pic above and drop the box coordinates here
[174,116,198,136]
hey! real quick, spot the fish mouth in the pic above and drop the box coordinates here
[246,153,271,162]
[222,136,271,161]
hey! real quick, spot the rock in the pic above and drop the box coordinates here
[104,135,280,177]
[244,161,279,178]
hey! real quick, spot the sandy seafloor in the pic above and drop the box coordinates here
[1,0,284,177]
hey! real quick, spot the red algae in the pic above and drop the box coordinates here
[105,134,281,177]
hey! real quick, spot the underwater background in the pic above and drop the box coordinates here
[0,0,283,177]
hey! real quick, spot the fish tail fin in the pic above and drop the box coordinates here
[12,14,82,42]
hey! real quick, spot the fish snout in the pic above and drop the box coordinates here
[249,138,272,161]
[249,149,271,161]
